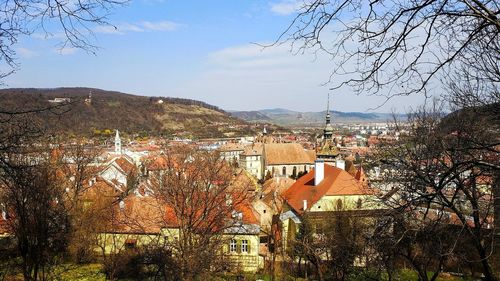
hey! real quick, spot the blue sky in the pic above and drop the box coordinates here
[4,0,430,113]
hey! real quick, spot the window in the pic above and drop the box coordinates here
[229,239,237,253]
[282,166,286,176]
[241,240,248,253]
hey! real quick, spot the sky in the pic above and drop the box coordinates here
[3,0,431,113]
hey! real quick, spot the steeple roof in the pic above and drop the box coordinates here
[323,93,333,139]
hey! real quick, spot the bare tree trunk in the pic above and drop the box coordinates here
[477,243,496,281]
[494,170,500,279]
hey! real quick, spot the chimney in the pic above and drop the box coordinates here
[303,199,308,211]
[336,158,345,170]
[314,160,324,186]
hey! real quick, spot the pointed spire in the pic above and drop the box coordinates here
[327,91,330,115]
[114,130,122,154]
[323,92,333,139]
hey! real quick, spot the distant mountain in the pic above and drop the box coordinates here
[231,108,404,126]
[0,88,254,138]
[230,111,271,121]
[259,108,298,115]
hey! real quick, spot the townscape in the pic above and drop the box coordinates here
[0,0,499,281]
[1,91,498,280]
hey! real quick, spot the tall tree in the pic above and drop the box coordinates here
[375,100,499,280]
[146,145,253,280]
[0,143,96,280]
[276,0,499,100]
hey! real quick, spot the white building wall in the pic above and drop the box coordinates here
[265,164,313,178]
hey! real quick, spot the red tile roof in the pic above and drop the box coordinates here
[114,157,136,175]
[355,166,368,186]
[283,164,373,214]
[106,193,259,235]
[264,143,314,165]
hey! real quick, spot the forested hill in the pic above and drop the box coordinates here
[0,87,254,138]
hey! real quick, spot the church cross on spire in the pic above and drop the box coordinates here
[327,92,330,115]
[323,92,333,139]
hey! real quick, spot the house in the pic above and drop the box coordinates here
[253,177,295,231]
[263,143,315,179]
[239,143,263,180]
[219,143,245,163]
[48,97,71,103]
[96,194,263,273]
[279,160,381,248]
[222,203,262,272]
[99,156,137,189]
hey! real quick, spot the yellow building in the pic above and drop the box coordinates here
[280,160,383,248]
[96,195,264,273]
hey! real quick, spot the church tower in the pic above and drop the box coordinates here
[323,92,334,140]
[316,93,338,163]
[114,130,122,154]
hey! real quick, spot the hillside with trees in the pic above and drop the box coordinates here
[0,88,254,138]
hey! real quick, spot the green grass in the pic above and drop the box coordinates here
[1,263,475,281]
[1,263,106,281]
[52,264,106,281]
[348,268,473,281]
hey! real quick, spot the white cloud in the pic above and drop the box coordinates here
[55,47,78,55]
[93,21,181,35]
[32,32,67,40]
[16,47,38,59]
[122,23,146,33]
[270,0,303,15]
[140,21,180,32]
[93,25,124,35]
[172,41,428,113]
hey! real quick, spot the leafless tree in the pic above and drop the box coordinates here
[146,145,253,281]
[288,212,370,281]
[275,0,499,102]
[0,117,101,280]
[371,211,465,281]
[0,146,67,280]
[0,0,127,81]
[374,100,499,280]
